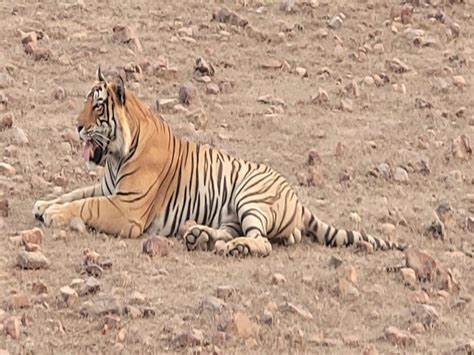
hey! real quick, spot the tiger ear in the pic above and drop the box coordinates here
[97,66,106,83]
[114,76,126,105]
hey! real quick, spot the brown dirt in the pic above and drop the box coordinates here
[1,0,473,354]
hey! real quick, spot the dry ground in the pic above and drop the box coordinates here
[0,0,473,354]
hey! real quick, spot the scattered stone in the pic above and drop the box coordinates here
[328,15,343,29]
[103,315,121,329]
[311,88,329,105]
[405,247,438,282]
[194,57,215,77]
[53,86,66,101]
[328,255,344,269]
[78,277,101,296]
[124,305,142,319]
[279,302,313,319]
[216,286,235,300]
[257,95,286,107]
[411,304,439,328]
[260,309,273,325]
[295,67,308,77]
[225,312,260,338]
[307,149,321,166]
[174,328,204,347]
[129,291,146,305]
[11,294,30,309]
[3,316,21,339]
[386,58,410,74]
[142,307,155,318]
[271,273,286,285]
[451,135,472,161]
[316,28,329,38]
[31,280,48,294]
[178,82,197,105]
[142,235,171,257]
[212,8,248,27]
[112,25,134,43]
[60,286,78,307]
[202,296,226,311]
[16,251,49,269]
[401,268,417,288]
[362,343,379,355]
[466,217,474,232]
[384,326,416,346]
[80,296,122,317]
[0,113,14,130]
[260,59,282,69]
[340,98,353,112]
[0,163,15,177]
[11,127,29,145]
[84,263,103,278]
[393,167,409,182]
[408,290,430,304]
[452,75,466,87]
[206,83,220,95]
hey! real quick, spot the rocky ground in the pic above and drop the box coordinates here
[0,0,473,354]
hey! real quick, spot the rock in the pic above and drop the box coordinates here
[20,227,44,245]
[279,302,313,319]
[408,290,430,304]
[142,235,170,257]
[78,277,101,296]
[411,304,439,328]
[0,163,15,176]
[216,286,235,300]
[3,316,21,339]
[206,83,220,95]
[0,113,14,130]
[103,315,120,329]
[451,135,472,161]
[202,296,226,311]
[194,57,215,77]
[212,7,248,27]
[32,48,52,61]
[257,95,286,107]
[117,328,127,342]
[69,217,86,234]
[405,247,438,282]
[381,223,396,237]
[0,199,9,217]
[340,98,353,112]
[178,82,196,105]
[142,307,155,318]
[373,43,384,54]
[400,268,417,288]
[338,263,357,284]
[295,67,308,77]
[16,251,49,269]
[11,295,30,309]
[129,291,146,305]
[362,343,379,355]
[112,25,134,43]
[328,15,343,29]
[271,273,286,285]
[60,286,78,306]
[328,255,344,269]
[53,86,66,101]
[260,309,273,325]
[452,75,466,87]
[316,28,329,38]
[311,88,329,105]
[409,322,425,335]
[279,0,295,12]
[31,280,48,294]
[11,127,29,145]
[308,335,341,347]
[384,326,416,346]
[387,58,410,73]
[307,149,321,166]
[393,167,409,182]
[124,305,142,319]
[364,76,375,86]
[466,217,474,232]
[260,59,282,69]
[226,312,260,338]
[174,328,204,347]
[435,201,455,225]
[337,278,360,298]
[80,296,123,317]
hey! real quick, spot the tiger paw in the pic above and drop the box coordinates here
[225,237,272,258]
[33,200,57,221]
[42,203,73,227]
[184,225,216,251]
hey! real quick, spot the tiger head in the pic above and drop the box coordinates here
[77,67,132,169]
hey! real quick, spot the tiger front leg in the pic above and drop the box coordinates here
[43,195,148,239]
[33,184,103,221]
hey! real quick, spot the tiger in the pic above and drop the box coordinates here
[33,68,407,257]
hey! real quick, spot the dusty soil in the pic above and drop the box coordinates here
[0,0,473,354]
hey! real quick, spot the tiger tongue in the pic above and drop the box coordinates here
[82,141,94,161]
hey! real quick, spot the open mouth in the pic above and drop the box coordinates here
[82,140,104,165]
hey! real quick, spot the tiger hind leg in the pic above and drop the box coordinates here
[184,223,239,252]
